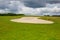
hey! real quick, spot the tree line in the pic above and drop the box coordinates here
[44,15,60,17]
[0,13,25,16]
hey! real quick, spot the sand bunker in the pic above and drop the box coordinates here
[11,17,54,24]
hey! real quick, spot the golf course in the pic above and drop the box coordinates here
[0,16,60,40]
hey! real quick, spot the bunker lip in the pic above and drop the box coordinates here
[10,17,54,24]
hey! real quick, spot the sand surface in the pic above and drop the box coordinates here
[11,17,54,24]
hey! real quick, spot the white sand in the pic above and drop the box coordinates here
[10,17,54,24]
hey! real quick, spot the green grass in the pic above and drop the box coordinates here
[0,16,60,40]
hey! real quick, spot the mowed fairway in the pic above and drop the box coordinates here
[0,16,60,40]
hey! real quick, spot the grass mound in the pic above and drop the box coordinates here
[0,16,60,40]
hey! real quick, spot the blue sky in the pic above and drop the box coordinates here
[0,0,60,15]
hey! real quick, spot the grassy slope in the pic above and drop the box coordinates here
[0,16,60,40]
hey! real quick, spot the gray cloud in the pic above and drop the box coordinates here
[0,0,60,8]
[0,0,46,8]
[22,0,46,8]
[47,0,60,3]
[0,0,60,16]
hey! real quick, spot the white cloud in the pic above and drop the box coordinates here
[0,0,60,16]
[0,10,5,13]
[0,9,10,13]
[17,3,60,16]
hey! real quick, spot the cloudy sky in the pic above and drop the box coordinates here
[0,0,60,15]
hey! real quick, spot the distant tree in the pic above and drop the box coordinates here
[0,13,25,16]
[52,15,60,17]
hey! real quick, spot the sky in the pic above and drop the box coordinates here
[0,0,60,16]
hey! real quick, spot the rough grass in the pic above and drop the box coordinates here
[0,16,60,40]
